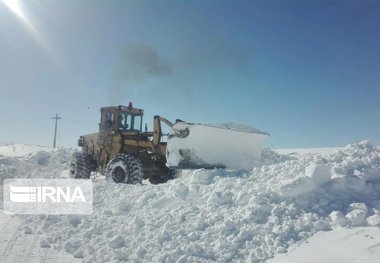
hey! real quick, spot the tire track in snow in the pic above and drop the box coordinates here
[0,211,21,261]
[0,148,80,263]
[0,210,81,262]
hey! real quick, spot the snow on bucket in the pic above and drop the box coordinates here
[166,122,269,170]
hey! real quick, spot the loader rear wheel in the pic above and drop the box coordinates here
[70,152,96,179]
[106,154,143,184]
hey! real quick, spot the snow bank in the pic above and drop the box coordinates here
[2,141,380,262]
[167,122,268,170]
[0,148,73,207]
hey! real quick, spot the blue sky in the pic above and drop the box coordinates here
[0,0,379,148]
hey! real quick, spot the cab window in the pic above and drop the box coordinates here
[100,111,114,131]
[119,113,131,130]
[134,115,142,131]
[118,113,142,131]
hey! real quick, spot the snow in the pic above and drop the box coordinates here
[1,141,380,262]
[167,122,268,169]
[0,144,53,157]
[271,227,380,263]
[276,147,342,158]
[304,163,332,185]
[0,208,81,262]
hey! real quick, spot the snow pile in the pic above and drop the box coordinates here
[12,141,380,262]
[0,149,71,181]
[260,148,296,165]
[0,148,73,207]
[167,122,268,170]
[275,141,380,219]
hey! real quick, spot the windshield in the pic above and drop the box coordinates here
[118,113,142,131]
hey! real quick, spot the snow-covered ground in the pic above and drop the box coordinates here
[0,145,80,262]
[272,227,380,263]
[1,141,380,262]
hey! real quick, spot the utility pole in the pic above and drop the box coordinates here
[52,114,62,148]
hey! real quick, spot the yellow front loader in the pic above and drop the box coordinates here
[70,103,176,184]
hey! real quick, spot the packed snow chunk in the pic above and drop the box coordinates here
[314,220,331,231]
[68,215,82,227]
[113,250,129,261]
[348,203,368,214]
[367,211,380,226]
[305,163,332,186]
[261,148,296,165]
[73,249,84,259]
[64,239,82,255]
[109,235,126,249]
[278,176,316,197]
[190,169,215,185]
[208,191,234,205]
[329,211,347,227]
[24,226,34,234]
[174,182,190,200]
[35,151,51,165]
[272,225,291,238]
[40,238,51,248]
[345,203,368,226]
[167,121,268,170]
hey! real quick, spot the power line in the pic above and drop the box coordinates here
[0,118,51,123]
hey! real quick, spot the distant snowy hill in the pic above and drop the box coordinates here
[0,144,53,157]
[275,147,342,158]
[0,142,380,262]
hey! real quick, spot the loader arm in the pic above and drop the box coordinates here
[156,116,174,128]
[153,115,174,147]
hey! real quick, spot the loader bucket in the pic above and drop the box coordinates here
[166,122,269,170]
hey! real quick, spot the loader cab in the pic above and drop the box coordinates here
[99,103,144,133]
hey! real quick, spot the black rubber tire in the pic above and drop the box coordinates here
[106,154,143,184]
[70,152,97,179]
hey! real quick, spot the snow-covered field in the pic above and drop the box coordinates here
[0,144,54,157]
[1,142,380,262]
[272,227,380,263]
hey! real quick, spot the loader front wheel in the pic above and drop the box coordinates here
[70,152,96,179]
[106,154,143,184]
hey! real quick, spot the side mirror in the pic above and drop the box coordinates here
[145,123,148,132]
